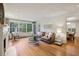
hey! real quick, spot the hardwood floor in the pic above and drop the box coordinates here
[7,37,79,56]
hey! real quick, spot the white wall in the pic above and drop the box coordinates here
[37,16,67,43]
[37,19,56,33]
[74,21,79,37]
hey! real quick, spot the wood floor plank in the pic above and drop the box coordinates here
[8,38,79,56]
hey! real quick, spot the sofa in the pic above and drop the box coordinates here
[41,32,55,44]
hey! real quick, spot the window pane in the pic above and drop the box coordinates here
[10,22,18,33]
[19,23,26,32]
[27,24,32,32]
[10,28,15,33]
[10,22,18,28]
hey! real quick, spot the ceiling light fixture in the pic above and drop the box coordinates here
[67,22,71,25]
[67,17,77,21]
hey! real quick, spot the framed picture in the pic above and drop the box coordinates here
[0,3,4,25]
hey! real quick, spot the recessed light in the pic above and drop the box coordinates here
[67,22,71,25]
[67,17,77,21]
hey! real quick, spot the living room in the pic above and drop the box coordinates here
[0,3,79,56]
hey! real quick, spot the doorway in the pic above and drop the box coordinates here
[66,22,76,44]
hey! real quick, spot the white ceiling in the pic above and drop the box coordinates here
[4,3,79,22]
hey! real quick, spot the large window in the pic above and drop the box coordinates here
[10,21,32,33]
[19,23,26,32]
[68,28,76,33]
[27,24,32,32]
[10,22,18,33]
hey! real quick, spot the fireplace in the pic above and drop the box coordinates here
[4,38,6,53]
